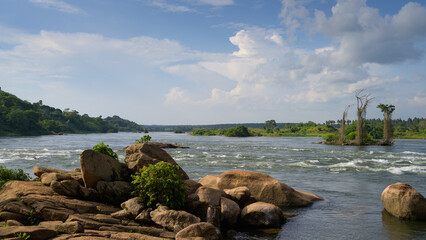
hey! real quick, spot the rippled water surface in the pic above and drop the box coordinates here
[1,132,425,239]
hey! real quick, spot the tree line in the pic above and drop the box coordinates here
[0,90,143,136]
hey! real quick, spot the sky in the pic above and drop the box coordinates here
[0,0,425,125]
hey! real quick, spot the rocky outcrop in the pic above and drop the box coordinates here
[150,205,201,232]
[80,150,130,188]
[124,143,189,179]
[206,170,322,208]
[240,202,286,228]
[0,226,57,240]
[175,222,221,240]
[381,182,426,221]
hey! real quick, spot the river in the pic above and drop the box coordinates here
[0,132,425,239]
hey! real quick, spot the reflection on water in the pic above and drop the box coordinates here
[382,210,426,240]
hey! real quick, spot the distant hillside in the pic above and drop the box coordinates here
[0,90,143,136]
[104,115,144,132]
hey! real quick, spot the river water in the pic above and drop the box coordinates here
[0,132,425,239]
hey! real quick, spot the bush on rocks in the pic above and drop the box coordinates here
[0,166,31,188]
[131,162,186,210]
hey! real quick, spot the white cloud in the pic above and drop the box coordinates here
[147,0,194,12]
[29,0,83,14]
[197,0,234,7]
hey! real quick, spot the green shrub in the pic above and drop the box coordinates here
[347,132,357,140]
[135,135,151,144]
[324,133,338,143]
[93,142,119,161]
[131,162,186,209]
[0,166,31,188]
[225,125,251,137]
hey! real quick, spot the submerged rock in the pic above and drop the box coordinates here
[381,182,426,221]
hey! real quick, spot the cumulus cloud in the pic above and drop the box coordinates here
[29,0,83,14]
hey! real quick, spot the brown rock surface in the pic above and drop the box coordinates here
[220,197,240,226]
[198,175,219,189]
[381,182,426,220]
[124,143,189,179]
[175,222,221,240]
[96,181,133,206]
[0,226,57,240]
[215,170,322,208]
[240,202,286,228]
[150,206,200,232]
[80,149,130,188]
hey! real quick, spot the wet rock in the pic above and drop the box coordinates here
[240,202,286,228]
[381,182,426,220]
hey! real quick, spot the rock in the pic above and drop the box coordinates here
[0,211,26,222]
[65,213,120,230]
[381,182,426,220]
[5,219,23,226]
[149,142,189,149]
[124,143,189,179]
[39,221,84,234]
[224,186,251,205]
[135,208,153,223]
[215,170,322,208]
[221,197,240,226]
[0,226,57,240]
[184,179,202,197]
[240,202,286,228]
[50,180,81,198]
[33,166,83,184]
[111,209,132,220]
[150,206,200,232]
[79,186,100,202]
[80,149,130,188]
[96,181,133,206]
[40,172,75,186]
[199,175,219,189]
[175,222,221,240]
[196,186,226,206]
[121,197,145,217]
[0,181,118,223]
[49,229,173,240]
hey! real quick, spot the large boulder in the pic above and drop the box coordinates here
[120,197,145,217]
[150,206,200,232]
[80,150,130,188]
[240,202,286,228]
[220,197,240,226]
[124,143,189,179]
[213,170,322,208]
[175,222,221,240]
[381,182,426,220]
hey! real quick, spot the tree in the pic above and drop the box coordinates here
[264,120,277,133]
[338,105,351,144]
[355,89,373,145]
[377,103,395,144]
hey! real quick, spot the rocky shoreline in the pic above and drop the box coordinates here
[0,142,424,239]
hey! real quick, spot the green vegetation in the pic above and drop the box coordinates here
[15,232,30,240]
[0,89,143,136]
[135,135,152,144]
[131,162,186,210]
[0,166,31,188]
[190,118,426,140]
[93,142,119,161]
[224,125,251,137]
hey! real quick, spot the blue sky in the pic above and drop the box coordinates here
[1,0,425,125]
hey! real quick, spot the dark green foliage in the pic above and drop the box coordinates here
[93,142,119,161]
[324,133,339,143]
[264,120,278,133]
[0,89,145,136]
[104,115,144,132]
[225,125,251,137]
[131,162,186,209]
[0,166,31,188]
[135,135,152,144]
